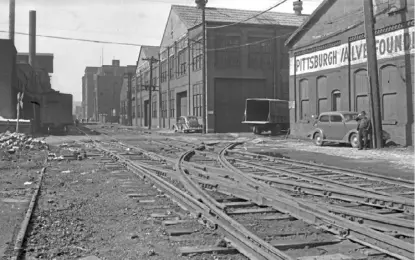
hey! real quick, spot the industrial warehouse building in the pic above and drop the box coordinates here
[122,4,308,132]
[286,0,414,146]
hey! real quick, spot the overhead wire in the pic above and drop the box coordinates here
[206,0,289,29]
[0,2,367,53]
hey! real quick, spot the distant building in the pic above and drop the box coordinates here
[81,60,135,123]
[121,4,307,132]
[285,0,414,146]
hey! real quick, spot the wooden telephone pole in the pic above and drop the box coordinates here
[143,57,159,130]
[363,0,383,148]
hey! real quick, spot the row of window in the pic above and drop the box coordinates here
[297,64,402,122]
[140,35,274,85]
[131,85,204,119]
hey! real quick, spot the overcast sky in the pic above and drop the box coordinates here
[0,0,322,102]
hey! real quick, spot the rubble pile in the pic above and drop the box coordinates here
[0,131,48,154]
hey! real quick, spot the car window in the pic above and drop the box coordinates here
[330,115,343,122]
[343,113,359,122]
[319,115,329,122]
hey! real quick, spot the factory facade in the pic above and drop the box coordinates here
[81,60,135,123]
[285,0,414,146]
[122,4,307,132]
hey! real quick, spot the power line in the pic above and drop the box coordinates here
[207,0,289,29]
[0,30,145,47]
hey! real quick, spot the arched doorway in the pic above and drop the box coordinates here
[332,90,341,111]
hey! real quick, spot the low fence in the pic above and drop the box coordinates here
[0,120,33,135]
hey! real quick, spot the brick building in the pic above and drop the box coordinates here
[81,60,135,122]
[82,67,98,120]
[286,0,414,146]
[124,5,307,132]
[0,40,17,119]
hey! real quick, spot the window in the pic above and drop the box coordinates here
[177,49,187,77]
[169,90,175,118]
[330,115,343,122]
[248,37,272,69]
[137,104,141,118]
[380,65,399,121]
[152,94,157,118]
[332,90,341,111]
[192,39,203,71]
[168,54,175,79]
[299,79,309,120]
[319,115,329,122]
[354,70,369,113]
[192,83,203,116]
[316,76,328,115]
[161,92,167,118]
[160,61,168,83]
[215,36,241,68]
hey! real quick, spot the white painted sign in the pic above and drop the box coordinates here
[290,26,415,76]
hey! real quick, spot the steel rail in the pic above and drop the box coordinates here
[227,146,414,189]
[82,127,414,259]
[77,128,289,260]
[217,143,414,260]
[233,160,414,213]
[187,168,414,238]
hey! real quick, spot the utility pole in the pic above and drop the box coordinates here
[134,75,138,127]
[363,0,383,148]
[196,0,208,134]
[9,0,15,43]
[126,72,133,126]
[143,57,159,130]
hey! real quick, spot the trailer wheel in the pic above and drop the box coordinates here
[253,126,261,135]
[270,125,280,136]
[47,127,51,135]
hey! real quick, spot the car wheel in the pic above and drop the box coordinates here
[350,133,359,148]
[314,133,324,146]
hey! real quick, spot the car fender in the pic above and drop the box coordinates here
[308,128,325,140]
[344,129,358,142]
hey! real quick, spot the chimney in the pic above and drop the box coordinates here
[9,0,15,43]
[293,0,303,15]
[112,60,120,66]
[29,10,36,67]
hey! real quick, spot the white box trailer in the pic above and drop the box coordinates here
[242,98,289,135]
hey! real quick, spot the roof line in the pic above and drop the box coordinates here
[285,0,334,47]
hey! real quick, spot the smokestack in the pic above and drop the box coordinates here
[293,0,303,15]
[9,0,15,43]
[29,10,36,67]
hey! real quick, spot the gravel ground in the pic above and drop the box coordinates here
[0,144,46,259]
[18,138,245,260]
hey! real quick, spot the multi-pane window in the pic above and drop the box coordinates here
[160,61,168,83]
[192,83,203,116]
[215,36,241,68]
[161,92,167,118]
[192,39,203,71]
[248,37,272,69]
[169,90,175,118]
[299,79,309,120]
[316,76,328,115]
[152,94,157,118]
[177,50,187,77]
[168,54,175,79]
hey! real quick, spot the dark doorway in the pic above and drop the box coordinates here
[144,100,149,127]
[176,91,187,118]
[332,90,341,111]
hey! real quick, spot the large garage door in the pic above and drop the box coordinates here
[215,78,266,133]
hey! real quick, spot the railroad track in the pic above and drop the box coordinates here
[82,125,414,260]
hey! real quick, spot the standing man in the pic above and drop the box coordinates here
[356,111,371,150]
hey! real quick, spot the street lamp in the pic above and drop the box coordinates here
[196,0,207,134]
